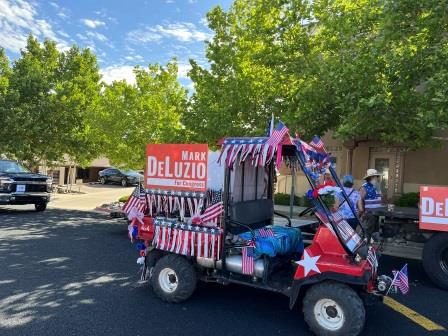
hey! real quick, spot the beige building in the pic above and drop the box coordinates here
[39,157,111,186]
[277,133,448,200]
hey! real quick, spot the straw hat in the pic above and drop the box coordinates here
[363,168,381,180]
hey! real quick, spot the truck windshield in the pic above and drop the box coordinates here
[0,161,31,173]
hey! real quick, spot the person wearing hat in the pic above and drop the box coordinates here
[334,175,362,230]
[360,168,383,238]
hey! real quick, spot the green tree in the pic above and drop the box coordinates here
[186,1,312,143]
[186,0,448,148]
[93,60,187,169]
[0,49,11,156]
[1,35,102,166]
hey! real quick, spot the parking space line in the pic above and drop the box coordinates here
[384,296,446,331]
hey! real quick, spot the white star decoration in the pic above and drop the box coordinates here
[296,250,321,276]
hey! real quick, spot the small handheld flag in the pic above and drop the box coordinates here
[310,135,324,151]
[123,184,147,216]
[387,264,409,295]
[242,241,255,275]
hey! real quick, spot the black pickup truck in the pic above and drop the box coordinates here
[0,160,52,211]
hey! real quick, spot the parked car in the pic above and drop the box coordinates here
[98,168,143,187]
[0,160,52,211]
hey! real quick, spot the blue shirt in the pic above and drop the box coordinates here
[337,187,360,219]
[362,182,382,209]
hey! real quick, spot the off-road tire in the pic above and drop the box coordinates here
[34,203,47,212]
[145,250,164,282]
[121,178,128,187]
[303,281,365,336]
[423,233,448,289]
[100,177,106,185]
[151,254,197,303]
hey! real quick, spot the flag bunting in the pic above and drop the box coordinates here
[152,218,223,260]
[218,122,290,168]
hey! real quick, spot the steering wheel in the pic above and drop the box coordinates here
[298,206,315,217]
[273,211,292,227]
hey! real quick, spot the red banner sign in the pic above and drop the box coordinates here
[420,186,448,232]
[145,144,208,192]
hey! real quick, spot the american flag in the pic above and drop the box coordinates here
[242,241,255,275]
[331,211,344,223]
[258,227,274,238]
[310,136,324,151]
[122,184,147,215]
[367,247,378,274]
[267,121,289,146]
[200,201,223,225]
[392,264,409,294]
[201,190,223,225]
[207,190,222,207]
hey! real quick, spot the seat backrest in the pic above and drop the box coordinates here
[228,198,273,234]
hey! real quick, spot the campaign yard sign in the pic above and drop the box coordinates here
[420,186,448,232]
[146,144,208,192]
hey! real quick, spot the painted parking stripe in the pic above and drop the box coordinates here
[384,296,446,331]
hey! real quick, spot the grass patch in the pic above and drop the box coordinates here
[118,195,130,203]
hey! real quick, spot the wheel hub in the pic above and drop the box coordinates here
[325,305,338,318]
[159,268,178,293]
[314,298,345,331]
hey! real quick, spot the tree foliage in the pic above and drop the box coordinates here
[186,0,448,148]
[0,36,187,169]
[0,36,102,166]
[92,61,187,169]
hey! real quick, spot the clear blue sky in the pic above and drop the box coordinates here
[0,0,233,88]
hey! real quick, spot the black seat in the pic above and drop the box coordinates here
[227,199,274,234]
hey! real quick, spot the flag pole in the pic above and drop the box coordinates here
[385,270,399,296]
[385,263,407,296]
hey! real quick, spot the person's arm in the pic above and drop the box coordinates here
[358,188,365,216]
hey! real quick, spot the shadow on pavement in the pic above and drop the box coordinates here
[0,208,310,336]
[0,208,446,336]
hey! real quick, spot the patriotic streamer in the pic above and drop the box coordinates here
[144,189,207,218]
[219,122,290,169]
[152,219,223,260]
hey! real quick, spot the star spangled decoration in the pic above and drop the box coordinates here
[296,250,321,276]
[146,189,206,198]
[223,137,268,145]
[153,219,222,234]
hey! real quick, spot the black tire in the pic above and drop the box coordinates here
[100,177,107,185]
[35,203,47,212]
[145,250,164,281]
[423,232,448,289]
[303,281,365,336]
[121,178,128,187]
[151,254,197,303]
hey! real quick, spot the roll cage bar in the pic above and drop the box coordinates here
[220,136,367,260]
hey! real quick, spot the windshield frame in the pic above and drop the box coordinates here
[0,161,31,174]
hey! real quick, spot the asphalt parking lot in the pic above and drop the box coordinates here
[0,207,447,335]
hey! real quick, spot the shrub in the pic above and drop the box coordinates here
[118,195,130,203]
[274,193,300,206]
[394,192,419,208]
[299,193,314,207]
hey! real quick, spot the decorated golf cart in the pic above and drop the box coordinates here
[125,123,393,336]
